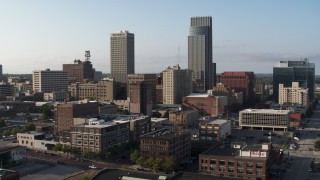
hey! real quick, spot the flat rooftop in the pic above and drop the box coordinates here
[201,144,268,159]
[0,168,17,177]
[187,93,211,98]
[92,169,175,180]
[200,119,229,125]
[74,120,128,129]
[240,109,291,114]
[151,118,168,122]
[141,129,188,139]
[17,131,44,136]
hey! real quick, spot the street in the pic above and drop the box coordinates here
[282,104,320,180]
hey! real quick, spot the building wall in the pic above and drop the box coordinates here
[34,140,58,150]
[128,74,157,104]
[110,31,134,83]
[17,133,39,148]
[32,69,68,93]
[199,120,231,142]
[183,95,226,116]
[169,110,199,128]
[279,82,309,107]
[129,82,152,116]
[140,130,191,162]
[63,60,94,84]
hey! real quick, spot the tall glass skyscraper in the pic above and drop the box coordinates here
[273,59,315,102]
[110,30,135,83]
[188,16,215,92]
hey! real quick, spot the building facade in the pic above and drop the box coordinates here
[63,56,94,84]
[279,82,309,107]
[55,101,99,133]
[199,119,231,142]
[128,74,157,104]
[220,72,255,105]
[199,143,277,180]
[0,83,14,98]
[273,59,315,101]
[17,132,45,148]
[129,82,152,116]
[169,110,199,128]
[239,109,291,131]
[140,129,191,162]
[44,91,69,101]
[110,31,134,83]
[183,93,227,116]
[70,119,129,153]
[32,69,68,93]
[68,80,117,101]
[162,65,192,104]
[188,16,215,92]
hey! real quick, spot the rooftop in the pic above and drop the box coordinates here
[201,143,269,159]
[200,119,229,125]
[0,168,17,177]
[17,131,44,136]
[187,93,211,98]
[73,120,128,129]
[141,129,188,139]
[240,109,291,114]
[151,118,168,122]
[92,169,174,180]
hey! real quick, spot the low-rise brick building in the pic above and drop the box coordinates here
[199,143,278,180]
[169,110,199,128]
[199,119,231,142]
[140,129,191,162]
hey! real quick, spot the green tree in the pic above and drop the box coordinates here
[3,130,11,137]
[53,143,63,152]
[70,147,80,155]
[62,145,71,154]
[153,158,164,171]
[315,140,320,150]
[162,156,176,173]
[144,158,155,168]
[136,156,145,166]
[0,119,6,128]
[11,129,18,136]
[130,150,140,162]
[42,104,54,119]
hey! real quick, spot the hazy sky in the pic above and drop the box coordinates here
[0,0,319,74]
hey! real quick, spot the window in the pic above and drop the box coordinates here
[247,162,253,167]
[95,136,99,140]
[228,167,234,172]
[246,169,253,174]
[89,136,94,140]
[219,166,225,172]
[256,163,263,168]
[228,161,234,166]
[237,161,244,167]
[219,160,225,165]
[237,168,244,173]
[210,160,216,164]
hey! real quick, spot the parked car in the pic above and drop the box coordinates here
[89,165,97,169]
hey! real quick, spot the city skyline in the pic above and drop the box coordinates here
[0,0,319,74]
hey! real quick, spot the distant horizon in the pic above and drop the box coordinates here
[0,1,319,74]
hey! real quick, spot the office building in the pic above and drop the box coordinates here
[162,65,192,104]
[68,80,117,101]
[188,16,215,92]
[128,74,157,104]
[44,91,69,101]
[129,82,152,116]
[55,101,99,133]
[199,119,231,142]
[70,118,129,153]
[208,83,243,105]
[199,143,278,180]
[183,93,227,116]
[140,129,191,162]
[239,109,291,131]
[63,51,94,84]
[110,30,134,83]
[32,69,68,93]
[220,72,255,105]
[169,110,199,128]
[0,83,14,98]
[273,59,315,101]
[0,64,2,81]
[279,82,309,107]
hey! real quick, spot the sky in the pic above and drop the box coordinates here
[0,0,319,74]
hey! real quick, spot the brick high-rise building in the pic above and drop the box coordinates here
[128,74,157,104]
[63,58,94,84]
[129,82,152,116]
[220,72,255,105]
[55,101,99,133]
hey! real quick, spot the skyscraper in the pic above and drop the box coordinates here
[273,59,315,102]
[188,16,215,92]
[0,64,2,81]
[110,31,135,84]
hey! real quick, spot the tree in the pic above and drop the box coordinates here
[53,143,63,152]
[130,150,140,163]
[42,104,54,119]
[144,158,155,168]
[315,140,320,150]
[136,156,145,166]
[163,156,176,173]
[70,147,80,155]
[11,129,18,136]
[153,158,164,171]
[3,130,11,137]
[0,119,6,128]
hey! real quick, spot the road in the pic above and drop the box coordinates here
[282,104,320,180]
